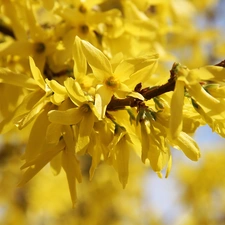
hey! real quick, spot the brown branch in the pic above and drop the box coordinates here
[107,60,225,111]
[215,60,225,67]
[107,75,176,111]
[0,24,15,39]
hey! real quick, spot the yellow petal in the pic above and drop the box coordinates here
[80,38,113,81]
[61,150,79,207]
[48,108,83,125]
[0,41,34,58]
[205,84,225,98]
[50,151,62,176]
[2,1,27,39]
[76,111,95,153]
[46,79,68,105]
[14,94,49,130]
[89,135,102,180]
[188,82,220,109]
[140,121,150,163]
[46,123,62,144]
[29,57,46,91]
[123,55,158,88]
[0,67,38,90]
[24,109,50,162]
[18,139,65,186]
[95,85,113,118]
[173,132,201,161]
[115,135,130,188]
[148,122,169,172]
[190,65,225,82]
[64,78,86,106]
[170,79,185,139]
[46,79,67,95]
[73,36,87,78]
[0,90,44,134]
[62,125,82,207]
[165,154,172,178]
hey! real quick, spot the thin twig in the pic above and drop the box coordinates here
[107,60,224,111]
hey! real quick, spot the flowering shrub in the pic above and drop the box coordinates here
[0,0,224,206]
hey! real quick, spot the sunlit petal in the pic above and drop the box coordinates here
[170,79,185,139]
[48,108,83,125]
[29,57,46,90]
[80,38,113,81]
[95,85,113,118]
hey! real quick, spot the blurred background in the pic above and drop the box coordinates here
[1,0,225,224]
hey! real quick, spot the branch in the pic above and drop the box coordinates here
[107,71,176,111]
[215,60,225,67]
[107,60,225,111]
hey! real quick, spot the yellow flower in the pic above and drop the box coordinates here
[145,119,171,178]
[0,57,50,134]
[19,125,82,207]
[170,63,225,139]
[54,0,123,43]
[48,78,99,153]
[170,78,185,139]
[0,1,57,70]
[79,36,158,117]
[108,126,132,188]
[169,131,201,161]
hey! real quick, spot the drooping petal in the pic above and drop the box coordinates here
[115,134,130,188]
[48,108,83,125]
[170,79,185,139]
[172,132,201,161]
[50,151,62,176]
[165,154,172,178]
[140,121,150,163]
[95,85,113,118]
[76,111,95,153]
[61,150,79,207]
[88,135,102,180]
[24,109,50,162]
[18,139,65,186]
[62,125,82,207]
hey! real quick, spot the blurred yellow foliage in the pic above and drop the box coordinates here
[0,0,225,224]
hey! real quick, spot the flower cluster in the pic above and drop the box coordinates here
[0,0,224,205]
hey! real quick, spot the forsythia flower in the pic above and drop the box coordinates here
[78,36,158,117]
[48,78,100,153]
[170,63,225,139]
[0,0,224,207]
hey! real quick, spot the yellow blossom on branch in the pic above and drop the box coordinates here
[0,0,225,208]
